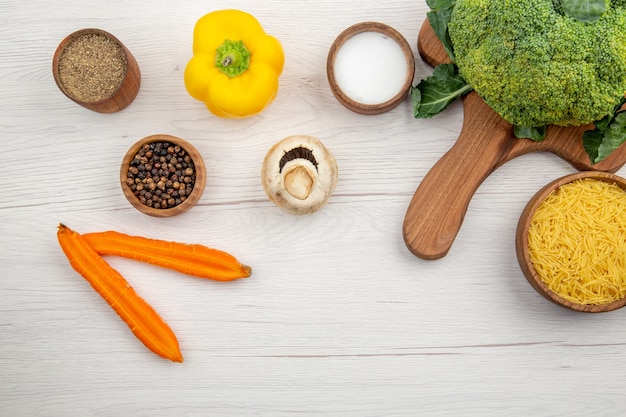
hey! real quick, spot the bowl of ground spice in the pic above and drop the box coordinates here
[516,171,626,313]
[120,135,206,217]
[53,28,140,113]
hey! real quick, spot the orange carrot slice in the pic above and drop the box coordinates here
[57,224,183,363]
[83,230,251,281]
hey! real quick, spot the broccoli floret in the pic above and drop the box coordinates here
[447,0,626,127]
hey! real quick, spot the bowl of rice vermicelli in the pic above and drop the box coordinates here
[516,171,626,312]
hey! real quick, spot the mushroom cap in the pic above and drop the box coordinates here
[261,135,338,215]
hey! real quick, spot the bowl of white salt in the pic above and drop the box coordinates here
[327,22,415,115]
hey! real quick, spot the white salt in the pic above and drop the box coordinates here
[333,31,408,105]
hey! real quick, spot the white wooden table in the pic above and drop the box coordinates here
[2,1,626,416]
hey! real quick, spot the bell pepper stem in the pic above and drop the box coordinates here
[215,39,251,78]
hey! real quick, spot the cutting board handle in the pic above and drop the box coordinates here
[402,92,514,259]
[403,18,626,260]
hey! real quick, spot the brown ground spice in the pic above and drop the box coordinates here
[58,33,127,103]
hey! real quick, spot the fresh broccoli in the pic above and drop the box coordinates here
[412,0,626,163]
[449,0,626,127]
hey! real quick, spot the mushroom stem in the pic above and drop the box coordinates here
[284,165,315,200]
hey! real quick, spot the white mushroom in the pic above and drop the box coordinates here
[262,135,338,215]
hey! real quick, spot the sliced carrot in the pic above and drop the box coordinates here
[83,230,252,282]
[57,224,183,363]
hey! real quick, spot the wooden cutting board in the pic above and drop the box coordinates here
[402,20,626,260]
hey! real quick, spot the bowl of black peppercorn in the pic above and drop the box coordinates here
[120,134,206,217]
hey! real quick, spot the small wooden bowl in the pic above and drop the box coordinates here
[53,28,140,113]
[516,171,626,312]
[327,22,415,115]
[120,135,206,217]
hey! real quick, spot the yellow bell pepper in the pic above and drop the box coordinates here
[184,9,285,118]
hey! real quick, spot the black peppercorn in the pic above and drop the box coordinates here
[126,141,196,210]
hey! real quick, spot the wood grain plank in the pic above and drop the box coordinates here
[2,1,626,416]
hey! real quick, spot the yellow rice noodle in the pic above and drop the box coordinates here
[528,178,626,305]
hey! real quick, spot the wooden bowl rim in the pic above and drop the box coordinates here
[52,28,139,111]
[326,21,415,115]
[515,171,626,313]
[120,134,206,217]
